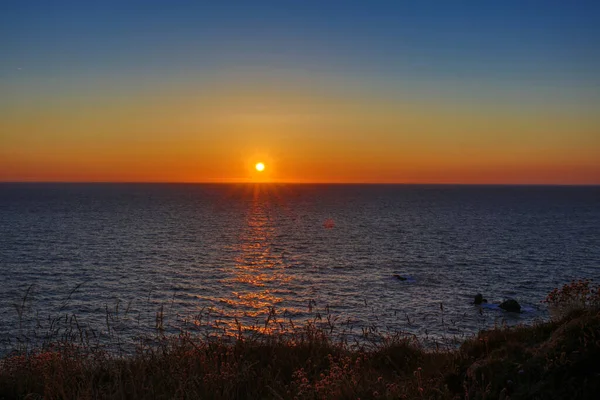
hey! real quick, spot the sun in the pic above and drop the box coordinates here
[255,162,265,172]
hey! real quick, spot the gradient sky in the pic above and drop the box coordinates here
[1,0,599,184]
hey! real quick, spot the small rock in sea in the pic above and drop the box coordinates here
[474,293,488,305]
[499,299,521,313]
[393,274,407,281]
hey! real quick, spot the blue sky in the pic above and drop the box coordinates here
[3,1,599,84]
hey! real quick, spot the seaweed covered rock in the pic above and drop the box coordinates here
[474,293,488,305]
[499,299,521,313]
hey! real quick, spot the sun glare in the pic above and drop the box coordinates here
[255,162,265,172]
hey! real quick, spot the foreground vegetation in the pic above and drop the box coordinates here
[1,280,599,400]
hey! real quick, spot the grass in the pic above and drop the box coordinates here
[1,281,599,399]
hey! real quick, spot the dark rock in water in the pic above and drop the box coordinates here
[474,293,488,305]
[499,299,521,313]
[393,274,407,281]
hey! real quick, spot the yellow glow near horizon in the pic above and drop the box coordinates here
[1,74,599,185]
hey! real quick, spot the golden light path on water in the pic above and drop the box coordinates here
[213,184,301,336]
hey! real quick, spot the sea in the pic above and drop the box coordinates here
[1,183,599,352]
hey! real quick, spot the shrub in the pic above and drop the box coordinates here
[542,279,600,319]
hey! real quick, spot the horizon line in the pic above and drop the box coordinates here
[1,180,598,187]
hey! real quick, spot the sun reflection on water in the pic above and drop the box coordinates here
[217,184,298,334]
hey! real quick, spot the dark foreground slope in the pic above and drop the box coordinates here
[1,308,599,400]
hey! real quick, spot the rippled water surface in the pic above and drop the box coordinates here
[1,183,599,348]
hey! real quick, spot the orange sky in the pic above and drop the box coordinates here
[3,2,600,184]
[2,75,599,184]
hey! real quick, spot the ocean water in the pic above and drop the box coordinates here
[1,183,599,349]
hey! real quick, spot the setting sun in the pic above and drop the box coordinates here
[255,162,265,172]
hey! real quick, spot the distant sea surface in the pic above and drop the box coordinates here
[1,183,599,348]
